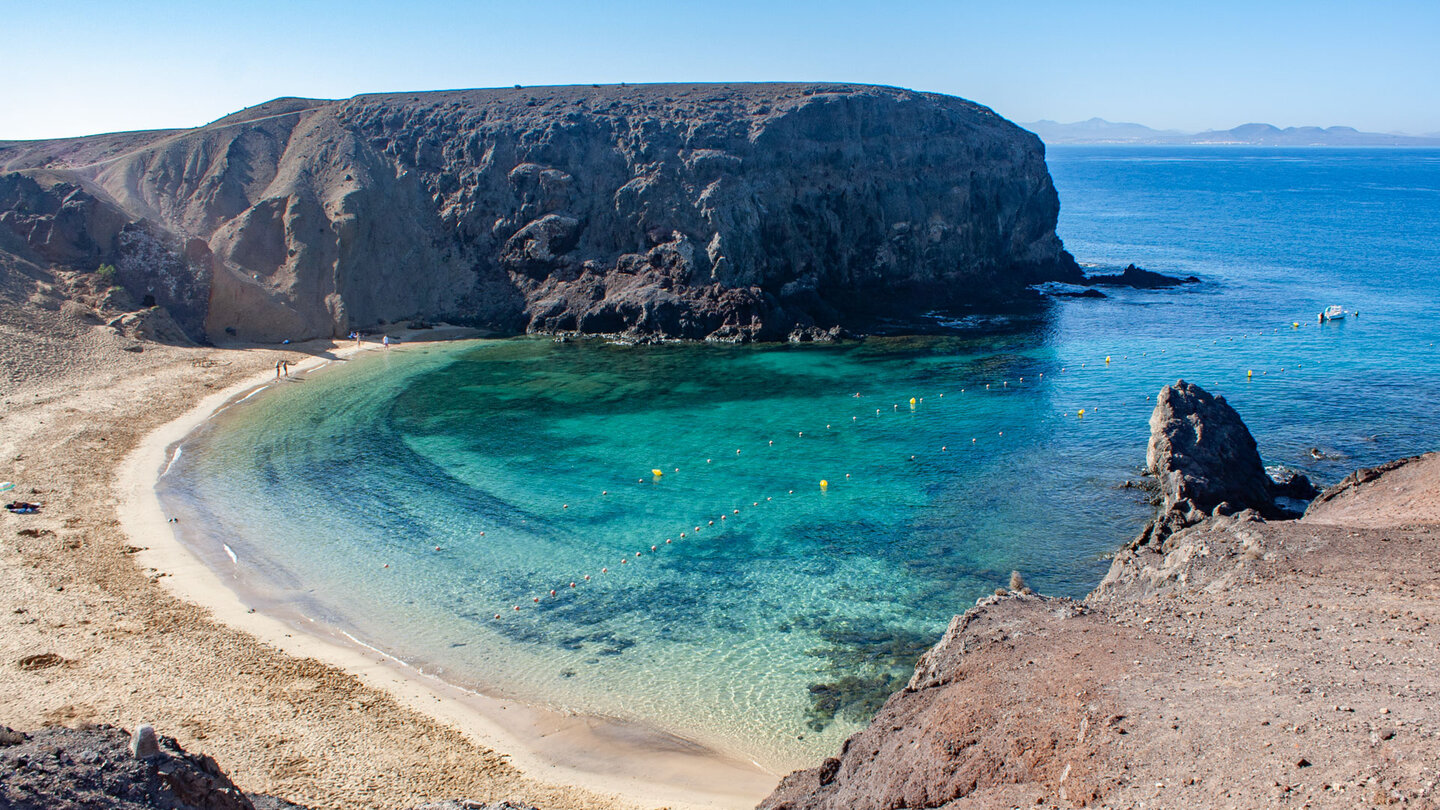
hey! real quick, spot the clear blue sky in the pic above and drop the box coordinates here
[3,0,1437,140]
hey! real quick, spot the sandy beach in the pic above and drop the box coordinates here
[0,314,775,809]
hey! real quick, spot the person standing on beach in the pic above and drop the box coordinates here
[275,359,284,378]
[382,335,390,350]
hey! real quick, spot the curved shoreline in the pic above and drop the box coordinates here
[116,334,778,810]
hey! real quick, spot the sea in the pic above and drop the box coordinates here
[158,147,1440,772]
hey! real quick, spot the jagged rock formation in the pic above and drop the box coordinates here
[1142,380,1277,532]
[0,723,255,810]
[0,83,1081,343]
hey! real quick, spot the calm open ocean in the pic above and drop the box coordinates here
[160,147,1440,771]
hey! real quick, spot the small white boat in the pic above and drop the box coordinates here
[1321,305,1346,321]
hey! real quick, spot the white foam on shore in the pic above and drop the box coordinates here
[237,385,269,403]
[338,628,416,670]
[159,446,183,479]
[222,543,237,566]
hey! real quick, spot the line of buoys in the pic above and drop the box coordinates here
[493,313,1364,616]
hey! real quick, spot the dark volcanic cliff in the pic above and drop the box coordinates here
[0,83,1079,343]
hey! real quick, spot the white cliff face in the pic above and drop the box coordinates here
[0,83,1080,343]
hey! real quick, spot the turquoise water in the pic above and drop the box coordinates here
[161,147,1440,771]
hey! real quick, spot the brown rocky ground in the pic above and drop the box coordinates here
[765,417,1440,808]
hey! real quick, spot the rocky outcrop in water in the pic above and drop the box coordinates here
[0,83,1080,343]
[1085,263,1198,288]
[1148,381,1274,513]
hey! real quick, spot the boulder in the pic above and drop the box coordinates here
[1141,380,1277,542]
[0,724,255,810]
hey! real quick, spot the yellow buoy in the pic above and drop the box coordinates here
[909,397,917,407]
[1078,409,1085,418]
[819,479,829,489]
[652,468,663,477]
[1293,322,1300,328]
[1105,355,1111,364]
[1246,369,1253,379]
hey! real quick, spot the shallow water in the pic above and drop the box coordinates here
[161,147,1440,771]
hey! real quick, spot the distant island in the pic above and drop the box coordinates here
[1025,117,1440,147]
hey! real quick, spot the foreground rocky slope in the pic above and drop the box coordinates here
[0,723,535,810]
[763,384,1440,808]
[0,83,1080,343]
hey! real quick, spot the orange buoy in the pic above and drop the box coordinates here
[665,538,672,544]
[721,515,727,520]
[584,575,591,580]
[651,545,657,551]
[602,490,608,495]
[570,582,576,588]
[533,597,540,603]
[635,551,642,556]
[513,605,520,611]
[709,520,714,525]
[602,567,608,573]
[563,504,568,509]
[734,509,740,514]
[680,532,686,538]
[495,614,501,619]
[549,590,556,597]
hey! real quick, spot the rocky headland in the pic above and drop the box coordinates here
[0,83,1085,344]
[762,382,1440,808]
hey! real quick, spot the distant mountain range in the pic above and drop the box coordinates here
[1024,117,1440,147]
